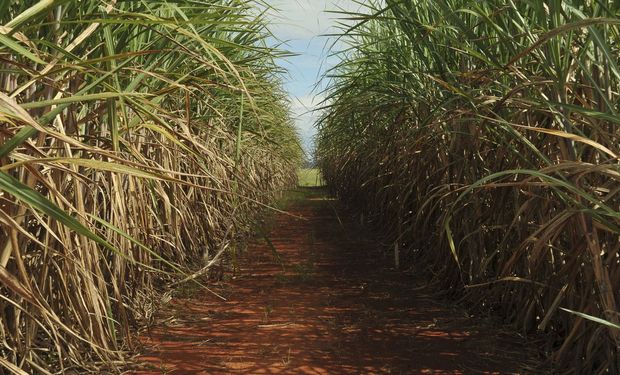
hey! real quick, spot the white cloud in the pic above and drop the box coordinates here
[291,94,325,115]
[266,0,359,40]
[289,93,328,154]
[263,0,360,155]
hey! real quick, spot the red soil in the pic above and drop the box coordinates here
[126,189,536,374]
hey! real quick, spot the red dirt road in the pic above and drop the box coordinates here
[127,189,536,374]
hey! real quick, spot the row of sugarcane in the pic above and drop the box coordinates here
[0,0,301,373]
[317,0,619,373]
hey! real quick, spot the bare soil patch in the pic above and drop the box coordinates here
[126,188,538,374]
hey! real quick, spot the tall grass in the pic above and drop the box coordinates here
[0,0,300,372]
[317,0,619,372]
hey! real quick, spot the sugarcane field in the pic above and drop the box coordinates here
[0,0,618,374]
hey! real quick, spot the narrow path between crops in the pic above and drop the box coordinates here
[127,188,536,374]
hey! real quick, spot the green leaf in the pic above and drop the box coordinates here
[20,92,142,110]
[5,0,57,30]
[0,33,45,65]
[0,171,115,252]
[560,307,620,330]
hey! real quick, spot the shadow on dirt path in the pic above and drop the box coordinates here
[126,188,538,374]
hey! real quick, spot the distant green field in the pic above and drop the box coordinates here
[297,168,325,187]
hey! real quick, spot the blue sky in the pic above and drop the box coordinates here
[264,0,359,157]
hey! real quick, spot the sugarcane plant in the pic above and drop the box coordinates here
[317,0,619,372]
[0,0,300,372]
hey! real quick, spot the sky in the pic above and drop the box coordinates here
[264,0,360,157]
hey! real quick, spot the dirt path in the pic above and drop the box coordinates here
[127,188,536,374]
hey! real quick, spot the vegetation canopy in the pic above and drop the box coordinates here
[0,0,301,372]
[317,0,620,372]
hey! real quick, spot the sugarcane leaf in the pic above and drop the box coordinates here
[0,171,115,252]
[560,307,620,330]
[0,32,45,64]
